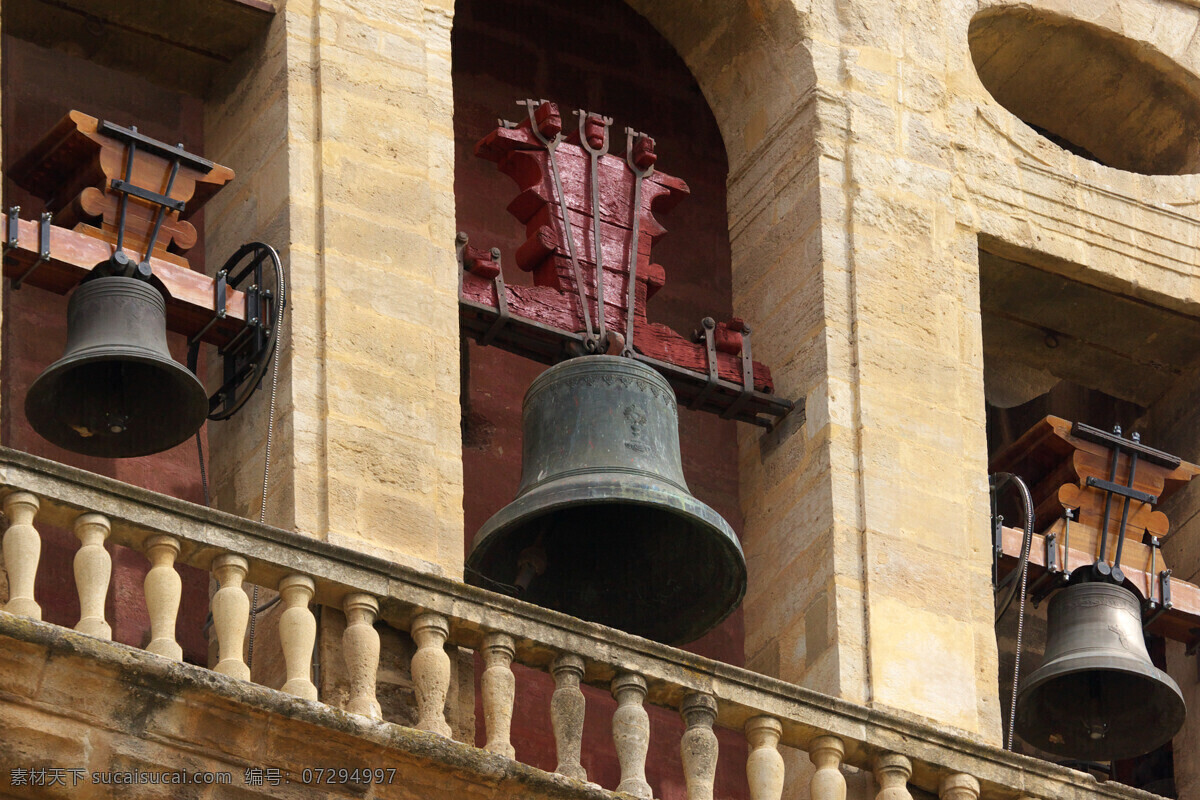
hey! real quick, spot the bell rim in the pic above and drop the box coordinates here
[468,473,747,643]
[1015,654,1186,759]
[25,346,209,458]
[470,473,745,560]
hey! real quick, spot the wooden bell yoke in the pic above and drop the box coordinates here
[992,416,1200,645]
[458,100,797,429]
[2,110,250,348]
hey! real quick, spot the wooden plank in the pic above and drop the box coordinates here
[2,218,247,346]
[1000,524,1200,644]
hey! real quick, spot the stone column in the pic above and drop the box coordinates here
[2,492,41,619]
[144,535,183,660]
[481,631,516,757]
[73,513,112,640]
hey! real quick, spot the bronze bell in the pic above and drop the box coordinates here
[1015,581,1185,760]
[466,355,746,645]
[25,276,209,458]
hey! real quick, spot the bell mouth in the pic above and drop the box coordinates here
[468,472,746,646]
[1015,658,1185,760]
[1014,581,1186,761]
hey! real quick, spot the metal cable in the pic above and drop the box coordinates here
[195,431,210,508]
[248,250,286,670]
[991,472,1035,751]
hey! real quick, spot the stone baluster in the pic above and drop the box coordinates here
[551,653,588,781]
[612,672,652,798]
[410,611,452,736]
[681,692,719,800]
[211,554,250,680]
[342,593,382,718]
[939,774,980,800]
[73,513,112,639]
[874,754,913,800]
[278,574,318,700]
[2,492,41,619]
[481,631,516,757]
[809,735,847,800]
[746,715,784,800]
[144,534,183,660]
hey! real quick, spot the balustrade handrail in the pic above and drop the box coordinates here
[0,446,1151,800]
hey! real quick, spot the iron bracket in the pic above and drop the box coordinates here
[721,324,755,420]
[13,212,53,290]
[481,248,509,347]
[689,317,719,410]
[2,206,19,258]
[1073,421,1181,468]
[1145,568,1174,630]
[109,178,186,214]
[1028,532,1060,599]
[1085,476,1157,506]
[98,119,214,172]
[187,269,229,348]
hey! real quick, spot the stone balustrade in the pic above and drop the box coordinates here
[0,447,1149,800]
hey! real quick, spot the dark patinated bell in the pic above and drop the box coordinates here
[467,355,746,645]
[25,276,209,458]
[1015,581,1185,760]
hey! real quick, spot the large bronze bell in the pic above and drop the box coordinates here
[466,355,746,645]
[1015,581,1185,760]
[25,276,209,458]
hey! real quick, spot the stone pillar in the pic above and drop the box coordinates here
[212,554,250,680]
[625,0,1001,742]
[73,513,112,640]
[1,492,41,619]
[481,631,516,757]
[204,0,463,578]
[612,673,652,798]
[411,611,452,737]
[144,535,183,661]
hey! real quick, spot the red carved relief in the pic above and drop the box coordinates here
[461,101,775,396]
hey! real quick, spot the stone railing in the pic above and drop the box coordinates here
[0,447,1147,800]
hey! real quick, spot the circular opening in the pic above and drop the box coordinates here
[969,7,1200,175]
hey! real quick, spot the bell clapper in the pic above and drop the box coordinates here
[514,543,548,593]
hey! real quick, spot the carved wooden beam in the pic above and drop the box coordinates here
[993,415,1200,645]
[2,214,247,346]
[460,101,796,428]
[3,111,249,347]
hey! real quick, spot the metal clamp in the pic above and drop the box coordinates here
[481,248,509,347]
[187,270,229,348]
[689,317,719,410]
[13,212,53,290]
[1145,567,1173,630]
[2,206,20,258]
[721,324,756,420]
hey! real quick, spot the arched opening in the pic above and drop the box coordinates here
[453,0,748,795]
[969,7,1200,175]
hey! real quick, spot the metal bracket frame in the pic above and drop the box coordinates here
[187,269,230,348]
[689,317,719,410]
[12,212,53,290]
[721,324,756,420]
[2,206,20,258]
[481,248,509,347]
